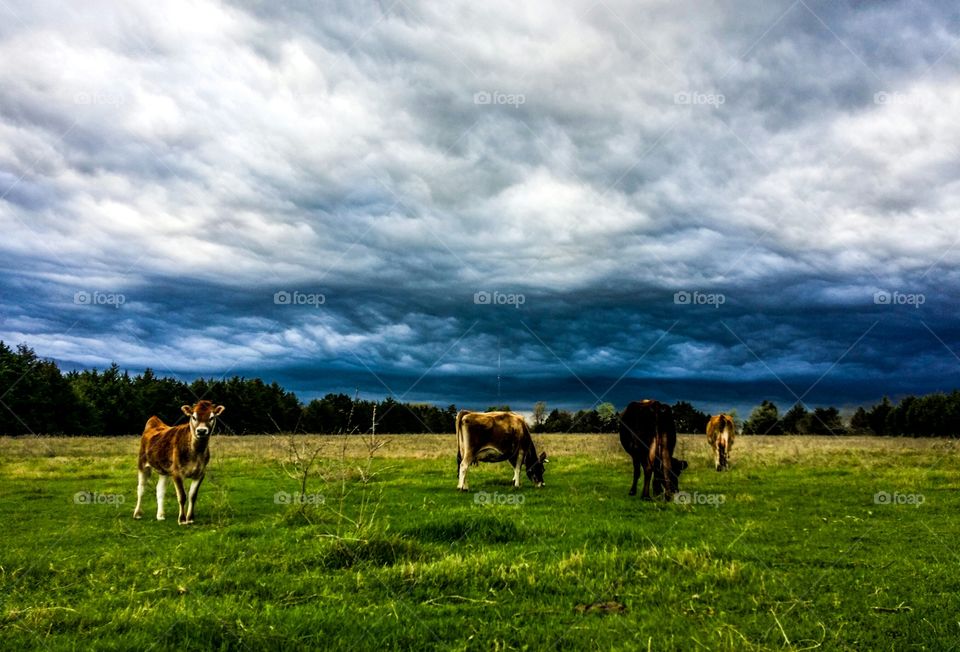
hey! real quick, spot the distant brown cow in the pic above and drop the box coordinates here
[133,400,225,524]
[706,414,735,471]
[456,410,547,491]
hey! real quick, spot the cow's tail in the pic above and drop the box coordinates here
[455,410,467,476]
[657,415,673,497]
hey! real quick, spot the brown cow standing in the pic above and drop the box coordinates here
[619,399,685,500]
[456,410,547,491]
[706,414,735,471]
[133,400,225,524]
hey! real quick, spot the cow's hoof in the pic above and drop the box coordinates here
[716,466,723,472]
[156,516,165,521]
[458,487,468,492]
[628,490,637,496]
[641,495,652,502]
[133,513,142,520]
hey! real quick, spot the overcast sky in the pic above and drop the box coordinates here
[1,0,958,417]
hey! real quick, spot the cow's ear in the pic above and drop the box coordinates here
[539,452,548,463]
[214,405,226,416]
[181,405,193,417]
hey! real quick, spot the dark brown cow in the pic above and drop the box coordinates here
[456,410,547,491]
[619,399,686,500]
[133,400,225,524]
[706,413,735,471]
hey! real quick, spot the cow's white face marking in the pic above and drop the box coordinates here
[191,412,218,438]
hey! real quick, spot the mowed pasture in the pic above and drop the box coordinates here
[1,433,959,651]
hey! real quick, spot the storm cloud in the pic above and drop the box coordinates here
[1,0,958,416]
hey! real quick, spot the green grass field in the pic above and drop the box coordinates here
[2,433,959,651]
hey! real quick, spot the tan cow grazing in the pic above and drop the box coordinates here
[456,410,547,491]
[133,400,225,524]
[706,414,735,471]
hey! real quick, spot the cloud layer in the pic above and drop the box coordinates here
[1,0,958,415]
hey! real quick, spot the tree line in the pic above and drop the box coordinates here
[0,342,455,436]
[1,341,958,437]
[742,395,960,437]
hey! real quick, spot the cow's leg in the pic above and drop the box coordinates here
[717,441,726,471]
[457,452,471,491]
[629,456,641,496]
[641,444,656,500]
[641,463,654,500]
[512,455,523,489]
[185,475,203,524]
[134,467,150,519]
[155,474,167,520]
[173,476,188,525]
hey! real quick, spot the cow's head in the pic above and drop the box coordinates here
[653,456,688,495]
[181,400,225,439]
[526,451,548,487]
